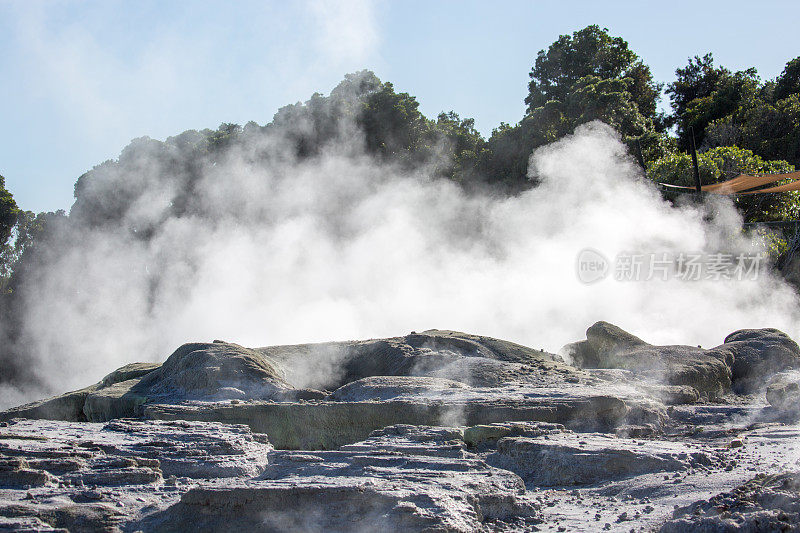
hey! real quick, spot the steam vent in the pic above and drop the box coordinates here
[0,323,799,531]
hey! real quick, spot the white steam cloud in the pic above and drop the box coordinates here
[4,120,799,407]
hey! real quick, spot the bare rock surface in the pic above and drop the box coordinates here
[660,472,800,532]
[140,424,540,532]
[487,432,719,486]
[1,329,679,448]
[2,325,800,531]
[0,385,101,423]
[0,418,799,531]
[328,375,470,402]
[141,386,663,449]
[564,322,800,401]
[0,419,272,531]
[766,369,800,417]
[0,420,541,532]
[99,363,162,389]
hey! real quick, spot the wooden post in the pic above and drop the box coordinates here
[690,127,701,196]
[636,138,647,175]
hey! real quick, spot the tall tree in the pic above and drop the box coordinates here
[525,25,661,124]
[0,175,19,246]
[775,57,800,102]
[667,54,759,151]
[480,26,669,189]
[666,54,727,124]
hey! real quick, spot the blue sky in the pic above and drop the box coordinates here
[2,0,799,213]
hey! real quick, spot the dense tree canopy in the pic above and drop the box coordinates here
[3,27,800,293]
[775,58,800,102]
[480,26,671,188]
[666,54,800,166]
[648,52,800,226]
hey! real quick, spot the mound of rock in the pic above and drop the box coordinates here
[2,342,300,423]
[567,321,650,368]
[138,341,293,400]
[0,361,163,423]
[766,370,800,415]
[263,329,569,390]
[1,332,605,433]
[563,321,800,400]
[3,324,798,453]
[13,325,784,449]
[563,322,733,398]
[723,328,800,393]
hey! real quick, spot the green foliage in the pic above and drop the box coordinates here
[775,57,800,102]
[667,54,759,150]
[666,54,728,132]
[526,25,661,123]
[359,82,432,160]
[466,25,673,189]
[484,63,672,188]
[562,76,649,135]
[647,146,798,222]
[8,38,800,297]
[705,91,800,167]
[668,55,800,166]
[0,210,63,287]
[433,111,487,182]
[477,121,539,190]
[0,175,21,290]
[0,175,19,246]
[756,227,789,261]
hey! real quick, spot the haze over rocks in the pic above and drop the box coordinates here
[1,322,800,531]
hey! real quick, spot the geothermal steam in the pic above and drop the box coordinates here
[3,120,799,406]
